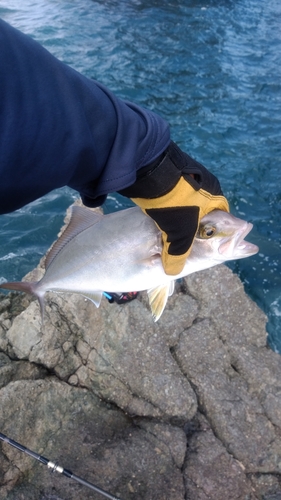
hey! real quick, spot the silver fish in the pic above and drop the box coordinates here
[0,206,258,321]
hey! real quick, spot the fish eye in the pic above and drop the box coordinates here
[198,224,216,239]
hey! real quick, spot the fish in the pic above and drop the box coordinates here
[0,206,259,322]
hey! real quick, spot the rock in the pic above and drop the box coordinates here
[1,203,281,499]
[184,414,254,500]
[0,378,186,500]
[5,288,197,421]
[175,269,281,473]
[0,352,47,390]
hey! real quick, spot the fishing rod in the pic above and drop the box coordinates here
[0,432,122,500]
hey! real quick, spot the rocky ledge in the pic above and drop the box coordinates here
[0,206,281,500]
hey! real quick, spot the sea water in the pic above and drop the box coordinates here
[0,0,280,351]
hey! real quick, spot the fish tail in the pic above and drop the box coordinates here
[0,281,45,324]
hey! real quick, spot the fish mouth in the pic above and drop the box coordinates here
[219,222,259,258]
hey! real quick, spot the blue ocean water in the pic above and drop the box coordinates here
[0,0,280,350]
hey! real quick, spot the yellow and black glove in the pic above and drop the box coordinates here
[119,141,229,275]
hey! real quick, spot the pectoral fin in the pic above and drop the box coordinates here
[147,281,175,322]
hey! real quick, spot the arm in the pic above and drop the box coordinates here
[0,19,169,213]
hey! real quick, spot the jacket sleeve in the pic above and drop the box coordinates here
[0,19,170,214]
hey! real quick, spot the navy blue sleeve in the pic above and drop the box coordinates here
[0,19,170,214]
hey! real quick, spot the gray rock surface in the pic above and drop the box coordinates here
[0,205,281,499]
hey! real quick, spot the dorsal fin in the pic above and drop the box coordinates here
[45,206,103,269]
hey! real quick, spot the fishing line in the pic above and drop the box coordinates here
[0,432,122,500]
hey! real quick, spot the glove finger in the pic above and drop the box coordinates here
[161,248,189,276]
[145,205,199,256]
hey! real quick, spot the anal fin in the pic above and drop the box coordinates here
[82,291,103,308]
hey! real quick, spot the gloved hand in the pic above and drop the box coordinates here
[119,141,229,275]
